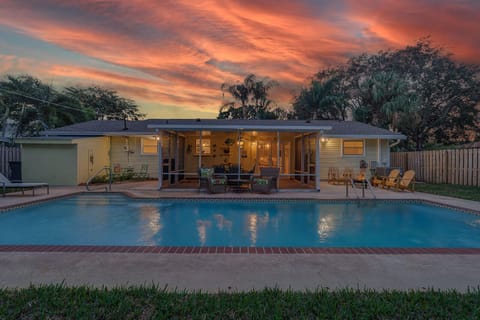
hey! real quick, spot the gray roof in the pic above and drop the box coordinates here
[43,119,405,139]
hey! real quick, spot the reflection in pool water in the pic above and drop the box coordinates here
[0,195,479,248]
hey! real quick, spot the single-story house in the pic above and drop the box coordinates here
[15,119,405,190]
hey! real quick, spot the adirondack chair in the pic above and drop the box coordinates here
[337,168,353,185]
[372,169,400,188]
[327,167,340,184]
[384,170,415,192]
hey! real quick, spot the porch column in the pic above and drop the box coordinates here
[157,131,163,190]
[198,131,202,169]
[237,130,241,180]
[276,131,280,190]
[276,131,280,167]
[315,132,321,192]
[300,134,305,184]
[174,133,179,184]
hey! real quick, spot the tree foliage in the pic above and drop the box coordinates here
[314,38,480,150]
[64,86,144,121]
[0,75,144,137]
[218,74,282,119]
[292,77,347,120]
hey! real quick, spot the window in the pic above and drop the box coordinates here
[195,138,211,155]
[141,138,158,155]
[343,140,364,156]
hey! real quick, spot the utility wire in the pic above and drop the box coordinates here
[0,87,89,113]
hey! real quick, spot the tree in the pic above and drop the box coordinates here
[0,75,93,137]
[315,39,480,150]
[218,74,280,119]
[292,77,347,120]
[0,74,144,137]
[64,86,144,120]
[352,71,418,132]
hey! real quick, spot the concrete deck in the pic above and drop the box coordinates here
[1,252,480,292]
[1,181,479,291]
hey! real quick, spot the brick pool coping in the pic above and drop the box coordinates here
[1,245,479,254]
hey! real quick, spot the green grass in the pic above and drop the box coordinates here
[415,183,480,201]
[1,285,480,319]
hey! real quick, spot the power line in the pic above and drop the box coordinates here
[0,87,89,113]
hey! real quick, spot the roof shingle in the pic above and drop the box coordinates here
[44,119,405,139]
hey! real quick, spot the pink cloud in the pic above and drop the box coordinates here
[0,0,478,117]
[347,0,480,63]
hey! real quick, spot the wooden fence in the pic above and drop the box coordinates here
[390,148,480,186]
[0,143,21,178]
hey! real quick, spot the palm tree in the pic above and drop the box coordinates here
[219,74,278,119]
[292,78,345,120]
[353,72,418,131]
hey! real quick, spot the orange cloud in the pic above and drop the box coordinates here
[347,0,480,63]
[0,0,478,118]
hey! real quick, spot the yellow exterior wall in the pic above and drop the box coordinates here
[110,136,159,178]
[75,137,110,184]
[21,144,77,185]
[319,138,380,179]
[381,139,390,167]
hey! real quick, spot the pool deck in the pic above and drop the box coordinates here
[1,181,479,291]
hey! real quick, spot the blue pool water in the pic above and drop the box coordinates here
[0,194,479,247]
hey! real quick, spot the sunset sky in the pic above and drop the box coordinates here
[1,0,479,118]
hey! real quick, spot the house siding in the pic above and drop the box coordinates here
[319,138,379,179]
[110,136,159,178]
[22,144,77,185]
[381,140,390,167]
[76,137,110,184]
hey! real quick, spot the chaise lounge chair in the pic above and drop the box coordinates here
[0,173,49,197]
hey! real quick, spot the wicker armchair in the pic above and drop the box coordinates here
[250,176,273,193]
[198,168,214,190]
[258,167,280,192]
[207,175,228,194]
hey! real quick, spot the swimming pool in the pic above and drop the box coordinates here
[0,194,479,248]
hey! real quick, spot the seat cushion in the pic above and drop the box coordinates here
[210,178,226,185]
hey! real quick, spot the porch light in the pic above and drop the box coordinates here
[321,137,328,143]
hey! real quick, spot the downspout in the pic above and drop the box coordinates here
[389,139,401,148]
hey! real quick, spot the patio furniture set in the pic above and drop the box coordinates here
[199,166,280,194]
[328,167,415,192]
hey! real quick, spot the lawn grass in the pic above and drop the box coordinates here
[415,183,480,201]
[1,285,479,319]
